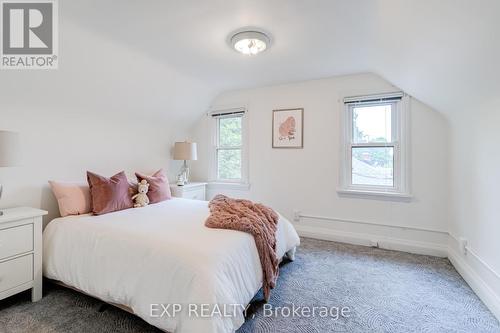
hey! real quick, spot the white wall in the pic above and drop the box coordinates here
[0,110,183,224]
[0,11,204,224]
[447,101,500,317]
[190,73,450,255]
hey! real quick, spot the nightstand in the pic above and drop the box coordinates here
[0,207,47,302]
[170,182,207,201]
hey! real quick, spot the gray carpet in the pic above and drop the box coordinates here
[1,238,499,333]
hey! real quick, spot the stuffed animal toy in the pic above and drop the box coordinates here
[132,179,150,208]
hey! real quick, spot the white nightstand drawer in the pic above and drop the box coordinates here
[170,183,207,200]
[0,208,46,302]
[0,223,33,260]
[183,188,206,200]
[0,254,33,292]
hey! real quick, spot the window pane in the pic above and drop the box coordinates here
[352,147,394,187]
[217,149,241,180]
[352,104,392,143]
[219,117,242,147]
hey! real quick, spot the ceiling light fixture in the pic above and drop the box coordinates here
[230,30,270,56]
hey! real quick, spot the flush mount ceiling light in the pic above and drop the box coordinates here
[230,30,270,56]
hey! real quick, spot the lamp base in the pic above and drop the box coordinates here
[177,160,190,185]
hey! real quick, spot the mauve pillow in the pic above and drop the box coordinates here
[135,169,172,204]
[87,171,133,215]
[48,181,91,217]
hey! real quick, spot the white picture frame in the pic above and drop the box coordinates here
[272,108,304,148]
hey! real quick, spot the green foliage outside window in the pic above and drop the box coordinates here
[218,117,242,179]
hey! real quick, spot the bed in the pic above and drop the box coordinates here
[43,197,300,333]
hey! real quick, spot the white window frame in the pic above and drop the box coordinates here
[208,107,249,187]
[338,93,411,200]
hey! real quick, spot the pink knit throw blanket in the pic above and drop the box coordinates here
[205,194,279,301]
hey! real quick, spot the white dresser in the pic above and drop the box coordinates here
[170,182,207,200]
[0,207,47,302]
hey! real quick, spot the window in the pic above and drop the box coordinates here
[210,108,248,184]
[339,93,410,198]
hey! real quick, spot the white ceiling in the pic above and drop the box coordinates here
[64,1,373,89]
[2,0,499,123]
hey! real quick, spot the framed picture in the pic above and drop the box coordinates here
[272,108,304,148]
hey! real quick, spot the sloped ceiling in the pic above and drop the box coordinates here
[2,0,499,124]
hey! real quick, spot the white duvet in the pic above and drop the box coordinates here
[43,198,300,333]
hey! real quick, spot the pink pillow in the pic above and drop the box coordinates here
[49,181,91,217]
[135,169,172,204]
[87,171,134,215]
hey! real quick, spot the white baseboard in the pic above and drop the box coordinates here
[448,240,500,321]
[294,224,448,257]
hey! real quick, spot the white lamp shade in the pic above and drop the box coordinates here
[173,141,197,161]
[0,131,20,167]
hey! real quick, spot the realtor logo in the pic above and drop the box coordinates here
[1,0,58,69]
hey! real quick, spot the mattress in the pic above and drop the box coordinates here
[43,198,300,333]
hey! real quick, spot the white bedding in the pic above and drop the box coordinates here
[43,198,300,333]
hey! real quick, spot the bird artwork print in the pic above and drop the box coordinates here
[279,116,296,141]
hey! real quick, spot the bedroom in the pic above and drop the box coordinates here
[0,1,499,332]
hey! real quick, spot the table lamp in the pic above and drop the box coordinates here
[173,141,197,185]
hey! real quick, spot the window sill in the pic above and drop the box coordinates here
[337,188,412,202]
[208,182,251,191]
